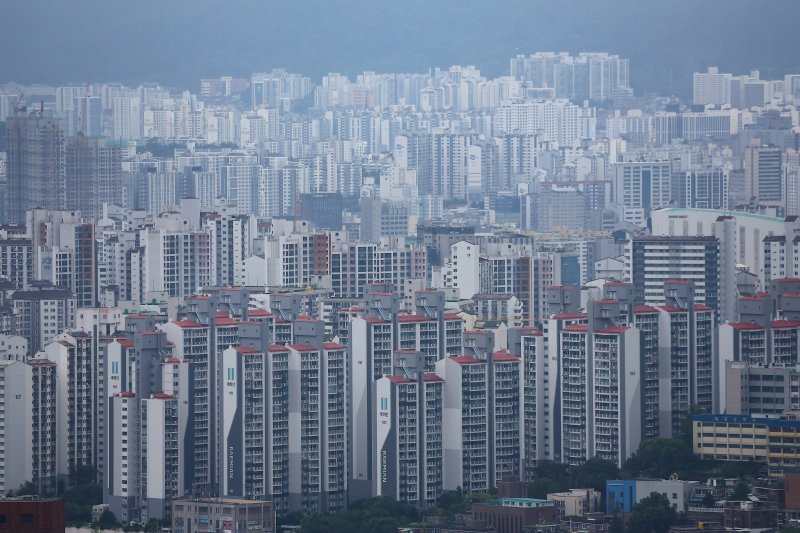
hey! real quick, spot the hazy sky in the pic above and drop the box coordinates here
[2,0,798,95]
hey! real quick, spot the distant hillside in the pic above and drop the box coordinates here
[2,0,799,97]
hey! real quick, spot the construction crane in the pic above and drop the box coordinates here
[0,85,25,116]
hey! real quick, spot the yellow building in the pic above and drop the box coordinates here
[693,413,800,469]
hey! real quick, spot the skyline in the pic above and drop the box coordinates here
[3,0,800,95]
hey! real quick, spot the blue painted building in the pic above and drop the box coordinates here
[606,480,636,514]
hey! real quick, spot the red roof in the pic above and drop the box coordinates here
[125,314,150,319]
[665,279,690,284]
[149,392,174,400]
[288,343,317,352]
[268,344,289,352]
[784,293,800,298]
[771,320,800,329]
[694,304,713,312]
[398,315,433,323]
[658,306,686,314]
[173,320,205,329]
[324,341,345,351]
[492,350,521,363]
[634,305,659,314]
[215,311,229,318]
[386,375,413,384]
[596,326,629,335]
[605,281,628,287]
[450,355,485,365]
[775,278,800,283]
[363,316,388,324]
[423,373,444,383]
[593,299,619,305]
[247,308,270,316]
[117,339,135,348]
[740,295,768,301]
[116,391,136,398]
[234,345,262,354]
[564,324,589,333]
[553,312,587,320]
[444,313,465,321]
[215,317,238,327]
[164,357,183,364]
[728,322,765,331]
[295,315,316,322]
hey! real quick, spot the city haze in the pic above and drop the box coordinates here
[3,0,800,95]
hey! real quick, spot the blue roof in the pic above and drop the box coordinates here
[693,414,800,428]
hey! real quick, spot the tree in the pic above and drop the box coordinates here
[299,496,419,533]
[15,481,38,496]
[527,461,570,499]
[702,492,716,508]
[609,514,625,533]
[626,492,677,533]
[95,509,121,530]
[623,438,695,479]
[62,464,102,526]
[678,405,705,448]
[730,480,750,501]
[572,457,621,494]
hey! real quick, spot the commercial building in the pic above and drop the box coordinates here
[171,497,275,533]
[472,498,558,533]
[692,413,800,468]
[546,488,601,519]
[606,477,697,514]
[0,497,65,533]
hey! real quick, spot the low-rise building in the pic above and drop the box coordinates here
[607,477,698,514]
[171,497,275,533]
[546,488,601,518]
[0,497,64,533]
[693,413,800,468]
[472,498,558,533]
